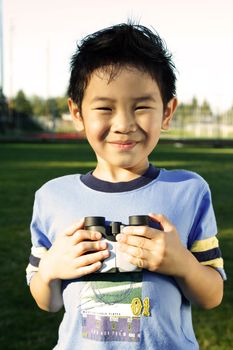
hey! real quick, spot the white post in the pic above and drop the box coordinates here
[0,0,3,93]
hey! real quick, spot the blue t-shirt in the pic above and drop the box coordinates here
[26,165,225,349]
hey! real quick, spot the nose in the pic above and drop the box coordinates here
[111,110,137,134]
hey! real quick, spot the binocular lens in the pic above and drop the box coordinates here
[84,216,105,227]
[129,215,149,226]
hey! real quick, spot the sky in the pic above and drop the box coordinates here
[2,0,233,112]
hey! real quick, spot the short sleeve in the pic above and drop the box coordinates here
[188,186,226,280]
[26,192,51,285]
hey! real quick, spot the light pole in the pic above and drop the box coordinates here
[0,0,3,94]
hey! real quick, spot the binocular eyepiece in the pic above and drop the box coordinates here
[84,215,149,227]
[84,215,149,241]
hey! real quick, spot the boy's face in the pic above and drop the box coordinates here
[69,66,177,178]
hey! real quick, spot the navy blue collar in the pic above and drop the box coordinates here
[80,164,160,193]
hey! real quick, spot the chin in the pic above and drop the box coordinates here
[108,159,147,170]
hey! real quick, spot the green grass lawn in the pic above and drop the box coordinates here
[0,142,232,349]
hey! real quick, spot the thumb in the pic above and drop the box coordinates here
[64,218,85,236]
[148,213,174,232]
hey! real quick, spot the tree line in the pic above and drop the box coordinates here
[10,90,69,118]
[0,89,69,132]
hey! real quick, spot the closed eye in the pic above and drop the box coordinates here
[95,107,112,111]
[135,106,151,110]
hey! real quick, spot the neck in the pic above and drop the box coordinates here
[92,162,149,182]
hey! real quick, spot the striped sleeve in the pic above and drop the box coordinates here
[26,191,52,285]
[187,180,226,280]
[190,236,226,280]
[26,246,47,285]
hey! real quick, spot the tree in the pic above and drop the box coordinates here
[56,95,69,115]
[200,100,212,116]
[191,97,198,111]
[13,90,32,117]
[46,97,60,118]
[0,89,8,132]
[30,95,46,116]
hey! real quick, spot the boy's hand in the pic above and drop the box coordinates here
[116,213,187,277]
[38,219,109,284]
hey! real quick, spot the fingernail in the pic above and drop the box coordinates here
[121,227,129,234]
[100,241,107,249]
[116,234,123,242]
[95,232,102,240]
[102,250,109,257]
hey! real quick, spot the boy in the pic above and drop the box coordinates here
[26,23,225,349]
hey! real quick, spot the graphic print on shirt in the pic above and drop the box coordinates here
[80,272,149,342]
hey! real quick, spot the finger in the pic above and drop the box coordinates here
[117,242,146,259]
[73,240,108,256]
[120,225,156,239]
[71,229,102,244]
[116,234,152,249]
[120,251,148,270]
[76,261,102,277]
[148,213,174,232]
[75,249,110,267]
[64,219,85,236]
[123,250,161,271]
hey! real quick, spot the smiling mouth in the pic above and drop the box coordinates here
[108,141,138,150]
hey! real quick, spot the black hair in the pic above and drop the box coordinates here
[68,22,176,109]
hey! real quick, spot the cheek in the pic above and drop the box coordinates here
[142,118,162,149]
[139,115,162,135]
[85,119,109,141]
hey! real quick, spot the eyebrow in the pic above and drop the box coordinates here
[131,95,157,103]
[90,95,157,103]
[90,97,115,103]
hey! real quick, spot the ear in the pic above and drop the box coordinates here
[68,98,85,132]
[162,97,178,130]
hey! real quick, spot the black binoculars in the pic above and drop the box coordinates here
[84,215,149,273]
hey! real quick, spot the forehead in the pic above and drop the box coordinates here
[84,65,162,101]
[91,65,153,83]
